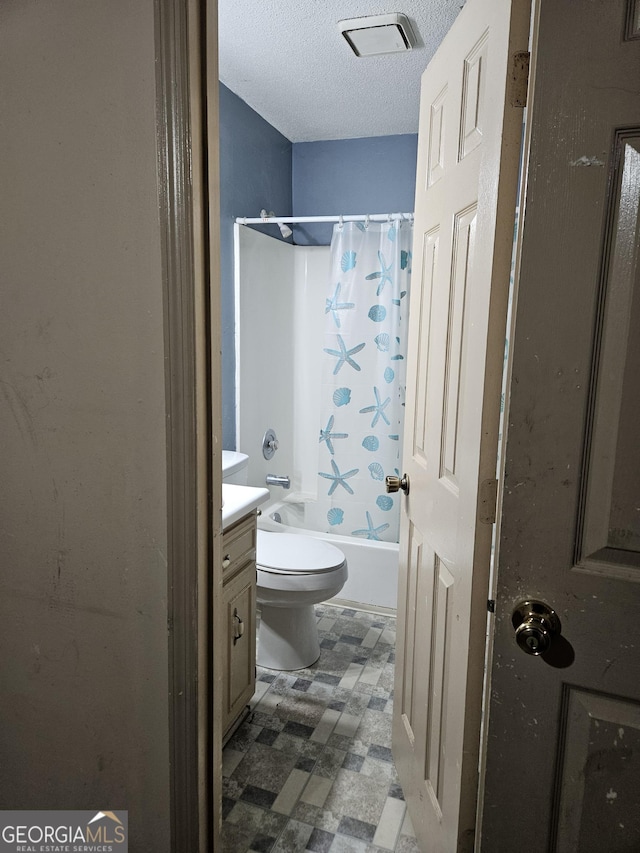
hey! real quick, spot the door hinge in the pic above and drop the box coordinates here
[509,51,530,108]
[479,478,498,524]
[487,599,496,613]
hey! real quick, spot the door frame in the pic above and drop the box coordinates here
[475,3,534,835]
[156,0,222,849]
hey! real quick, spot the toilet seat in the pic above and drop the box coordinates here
[257,530,346,575]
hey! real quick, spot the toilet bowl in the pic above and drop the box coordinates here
[256,530,348,670]
[221,450,349,671]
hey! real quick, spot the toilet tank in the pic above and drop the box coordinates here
[222,450,249,485]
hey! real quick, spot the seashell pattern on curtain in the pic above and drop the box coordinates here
[310,220,412,544]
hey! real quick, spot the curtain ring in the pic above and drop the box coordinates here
[338,214,344,229]
[365,214,370,229]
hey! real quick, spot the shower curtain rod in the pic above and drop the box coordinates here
[235,212,414,225]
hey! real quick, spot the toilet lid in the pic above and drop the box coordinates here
[257,530,346,573]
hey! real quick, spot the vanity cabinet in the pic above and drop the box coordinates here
[222,511,257,740]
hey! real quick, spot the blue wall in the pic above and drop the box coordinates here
[218,83,292,448]
[292,134,418,246]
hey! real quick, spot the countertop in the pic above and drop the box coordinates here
[222,483,270,530]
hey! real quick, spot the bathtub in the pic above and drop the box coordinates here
[258,496,398,612]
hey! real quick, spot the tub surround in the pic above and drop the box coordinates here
[219,84,293,448]
[234,228,400,613]
[222,484,270,530]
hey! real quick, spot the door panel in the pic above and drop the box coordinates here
[483,1,640,849]
[413,229,440,463]
[459,34,487,160]
[581,135,640,574]
[392,0,530,849]
[627,0,640,38]
[441,205,476,488]
[555,689,640,853]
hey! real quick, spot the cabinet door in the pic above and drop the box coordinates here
[222,564,256,734]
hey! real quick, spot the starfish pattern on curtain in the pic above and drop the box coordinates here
[310,220,412,544]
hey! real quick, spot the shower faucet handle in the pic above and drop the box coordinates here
[262,428,279,460]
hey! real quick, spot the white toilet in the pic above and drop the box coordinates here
[256,529,348,670]
[222,450,348,671]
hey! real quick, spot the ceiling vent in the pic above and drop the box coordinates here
[338,13,416,57]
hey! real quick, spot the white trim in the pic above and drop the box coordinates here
[233,222,242,451]
[235,212,413,225]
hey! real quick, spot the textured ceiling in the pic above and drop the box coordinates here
[218,0,464,143]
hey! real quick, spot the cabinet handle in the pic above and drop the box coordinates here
[233,608,244,645]
[222,554,231,570]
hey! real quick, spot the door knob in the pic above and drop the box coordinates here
[385,474,410,495]
[512,600,560,656]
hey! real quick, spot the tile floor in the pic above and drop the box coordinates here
[222,603,421,852]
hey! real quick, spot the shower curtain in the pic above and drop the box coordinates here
[313,219,412,544]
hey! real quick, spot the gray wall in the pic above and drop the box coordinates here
[218,84,293,449]
[292,134,419,245]
[0,2,170,847]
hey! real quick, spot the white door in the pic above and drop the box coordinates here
[482,1,640,849]
[392,0,530,849]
